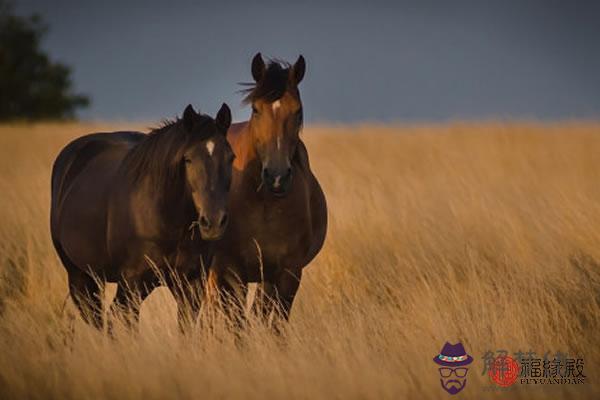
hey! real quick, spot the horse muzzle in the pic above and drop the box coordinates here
[197,211,228,241]
[261,167,293,196]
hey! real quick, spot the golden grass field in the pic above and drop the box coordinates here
[0,121,599,399]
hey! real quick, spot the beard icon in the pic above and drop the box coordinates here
[440,377,467,395]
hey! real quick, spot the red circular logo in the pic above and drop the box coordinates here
[488,356,520,387]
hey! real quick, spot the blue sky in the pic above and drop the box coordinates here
[15,0,600,123]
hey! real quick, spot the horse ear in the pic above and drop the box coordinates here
[251,52,266,82]
[215,103,231,134]
[183,104,197,131]
[290,55,305,85]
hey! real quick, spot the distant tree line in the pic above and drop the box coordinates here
[0,0,89,121]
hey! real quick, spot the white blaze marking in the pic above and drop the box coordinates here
[273,175,281,188]
[272,100,281,112]
[206,140,215,156]
[277,136,282,150]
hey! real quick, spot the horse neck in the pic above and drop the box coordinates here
[162,180,196,224]
[123,129,197,239]
[230,121,259,172]
[134,167,195,236]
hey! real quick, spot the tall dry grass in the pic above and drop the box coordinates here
[0,121,599,399]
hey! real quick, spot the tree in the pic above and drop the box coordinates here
[0,1,89,120]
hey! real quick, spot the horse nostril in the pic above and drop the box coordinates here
[219,213,228,228]
[199,215,210,228]
[285,167,292,178]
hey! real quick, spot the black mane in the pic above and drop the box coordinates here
[122,116,213,187]
[241,59,291,104]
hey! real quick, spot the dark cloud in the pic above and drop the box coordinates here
[15,0,600,122]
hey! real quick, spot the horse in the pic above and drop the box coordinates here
[50,103,234,331]
[210,53,327,329]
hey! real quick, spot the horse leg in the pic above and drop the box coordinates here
[208,267,248,330]
[108,275,156,333]
[271,267,303,332]
[251,280,276,322]
[167,276,203,334]
[222,271,248,330]
[67,268,104,330]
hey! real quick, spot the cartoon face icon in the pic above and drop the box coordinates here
[438,366,469,394]
[433,342,474,395]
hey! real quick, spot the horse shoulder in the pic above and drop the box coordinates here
[296,140,328,265]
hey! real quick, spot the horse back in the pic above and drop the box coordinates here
[51,131,144,209]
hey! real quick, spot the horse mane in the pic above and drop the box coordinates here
[122,116,213,188]
[240,59,292,104]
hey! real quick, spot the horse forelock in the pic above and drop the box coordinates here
[240,59,296,105]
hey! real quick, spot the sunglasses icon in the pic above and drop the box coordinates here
[439,368,468,378]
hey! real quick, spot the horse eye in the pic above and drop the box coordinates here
[252,105,259,115]
[184,157,192,164]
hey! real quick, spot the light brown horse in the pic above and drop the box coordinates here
[210,53,327,328]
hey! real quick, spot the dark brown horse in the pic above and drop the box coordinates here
[210,54,327,328]
[50,104,234,330]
